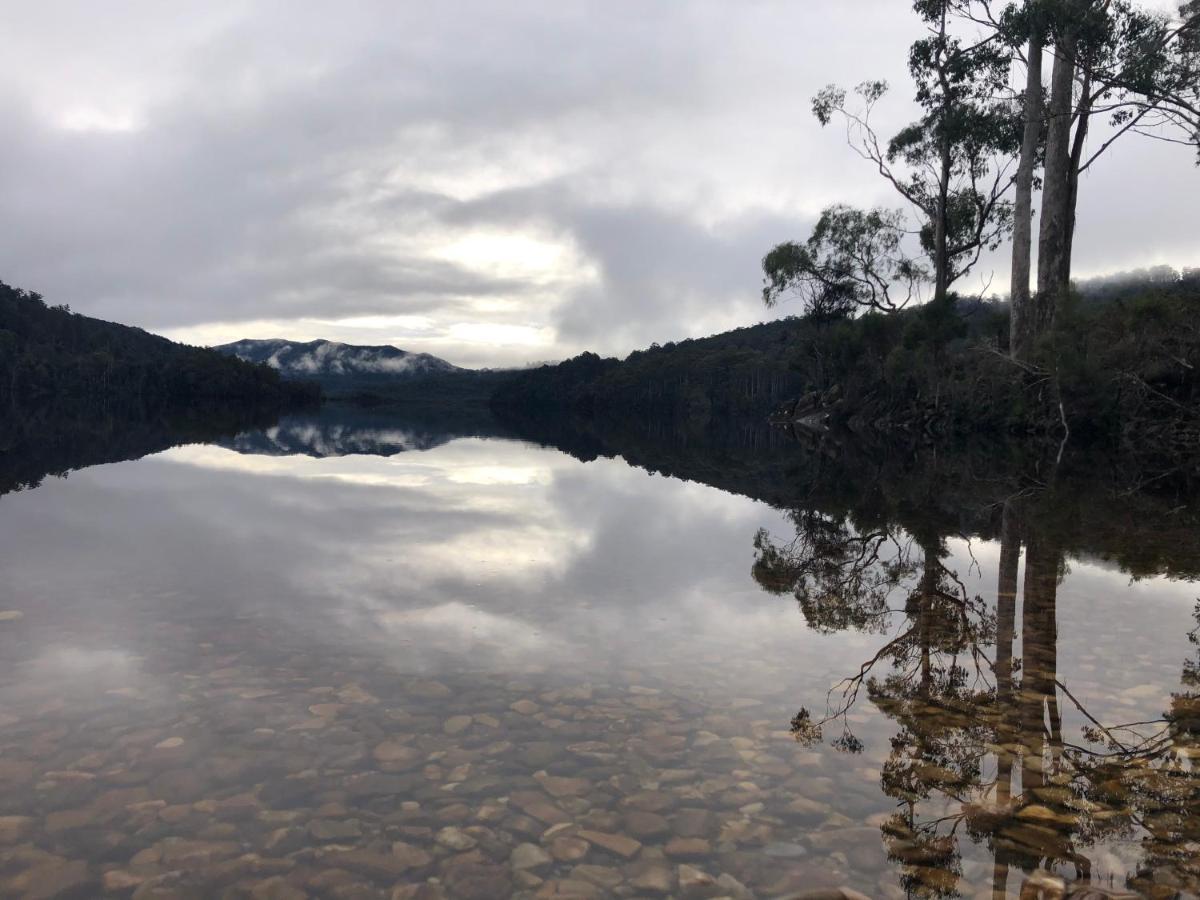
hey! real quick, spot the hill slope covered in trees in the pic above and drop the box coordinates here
[0,281,320,411]
[492,270,1200,457]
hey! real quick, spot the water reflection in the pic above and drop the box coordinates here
[757,489,1200,897]
[217,407,521,459]
[1,405,1198,898]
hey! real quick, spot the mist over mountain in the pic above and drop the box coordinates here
[221,420,450,459]
[215,339,461,381]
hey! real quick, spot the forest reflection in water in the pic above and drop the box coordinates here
[755,482,1200,898]
[0,404,1198,898]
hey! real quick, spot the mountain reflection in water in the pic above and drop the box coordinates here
[0,404,1197,899]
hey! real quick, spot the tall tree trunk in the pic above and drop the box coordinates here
[1010,21,1044,362]
[918,540,940,694]
[1064,70,1094,290]
[991,503,1021,899]
[1020,525,1060,792]
[934,4,953,305]
[935,137,952,305]
[995,503,1021,709]
[1035,28,1077,334]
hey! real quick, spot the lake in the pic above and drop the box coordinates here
[1,407,1197,899]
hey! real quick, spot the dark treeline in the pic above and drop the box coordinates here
[0,281,320,412]
[493,270,1200,460]
[0,402,280,496]
[496,406,1200,581]
[491,318,807,419]
[748,0,1200,456]
[325,368,518,411]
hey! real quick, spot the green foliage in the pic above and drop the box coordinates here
[782,4,1022,329]
[762,206,925,317]
[1033,0,1200,162]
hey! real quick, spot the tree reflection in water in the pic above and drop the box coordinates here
[754,496,1200,898]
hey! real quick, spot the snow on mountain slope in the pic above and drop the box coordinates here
[214,339,460,379]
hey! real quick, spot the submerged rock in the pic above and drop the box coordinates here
[442,861,512,900]
[435,826,478,851]
[510,842,553,871]
[307,818,362,842]
[576,830,641,859]
[677,864,718,897]
[627,860,674,894]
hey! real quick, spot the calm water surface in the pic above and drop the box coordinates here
[0,411,1197,899]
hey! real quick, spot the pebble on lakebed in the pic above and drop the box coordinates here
[0,650,1170,899]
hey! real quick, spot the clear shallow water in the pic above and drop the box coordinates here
[0,412,1197,899]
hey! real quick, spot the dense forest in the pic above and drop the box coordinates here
[0,280,320,412]
[322,367,517,411]
[490,318,807,418]
[493,268,1200,458]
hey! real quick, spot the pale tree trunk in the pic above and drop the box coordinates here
[1010,23,1044,362]
[1020,525,1060,791]
[934,4,953,305]
[994,503,1021,708]
[990,504,1021,900]
[935,138,952,305]
[1035,28,1078,330]
[1064,70,1094,288]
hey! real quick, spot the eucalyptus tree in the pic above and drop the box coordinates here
[1001,0,1048,362]
[763,0,1020,319]
[760,205,926,319]
[964,0,1200,359]
[1039,0,1199,308]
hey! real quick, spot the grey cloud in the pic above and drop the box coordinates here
[0,1,1194,364]
[461,182,805,349]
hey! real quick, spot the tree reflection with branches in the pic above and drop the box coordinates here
[754,497,1200,897]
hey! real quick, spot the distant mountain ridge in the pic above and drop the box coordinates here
[215,338,460,380]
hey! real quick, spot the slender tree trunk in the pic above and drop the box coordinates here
[919,540,940,694]
[992,502,1021,900]
[1035,29,1077,333]
[1010,22,1044,362]
[1020,525,1060,792]
[995,503,1021,707]
[1064,71,1094,291]
[934,4,953,305]
[935,138,952,305]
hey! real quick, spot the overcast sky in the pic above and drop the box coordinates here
[1,1,1195,368]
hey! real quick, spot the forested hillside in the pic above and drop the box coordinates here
[491,318,808,418]
[0,281,320,410]
[493,271,1200,456]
